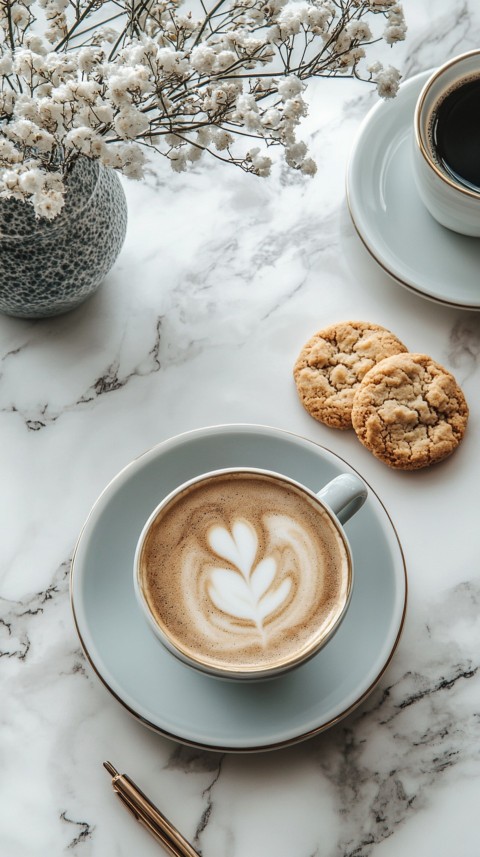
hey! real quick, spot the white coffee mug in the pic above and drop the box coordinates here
[413,50,480,236]
[134,467,367,681]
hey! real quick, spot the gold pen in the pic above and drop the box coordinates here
[104,761,201,857]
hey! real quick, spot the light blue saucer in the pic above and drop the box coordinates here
[71,425,407,752]
[347,69,480,309]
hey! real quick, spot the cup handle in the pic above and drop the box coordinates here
[316,474,367,525]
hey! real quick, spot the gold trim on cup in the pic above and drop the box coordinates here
[414,49,480,199]
[134,467,355,681]
[70,424,408,753]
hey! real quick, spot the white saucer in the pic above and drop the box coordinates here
[347,70,480,310]
[71,425,407,752]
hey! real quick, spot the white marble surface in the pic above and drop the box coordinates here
[2,1,480,853]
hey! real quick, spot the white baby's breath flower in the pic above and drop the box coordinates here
[7,119,38,143]
[42,170,64,192]
[91,27,119,45]
[10,4,30,28]
[35,83,53,98]
[196,127,213,147]
[277,6,304,37]
[203,85,230,111]
[168,148,188,172]
[265,23,281,43]
[39,0,69,10]
[64,127,103,156]
[77,47,103,73]
[262,0,288,15]
[186,144,203,162]
[282,96,307,121]
[338,46,366,68]
[19,168,45,194]
[384,22,407,44]
[120,39,158,67]
[7,120,56,153]
[13,96,38,121]
[32,189,64,220]
[105,82,130,110]
[72,80,102,104]
[0,52,13,76]
[114,107,150,140]
[301,157,317,176]
[246,111,264,132]
[13,49,47,77]
[0,90,15,117]
[164,133,184,147]
[285,139,308,167]
[213,50,237,72]
[247,147,272,177]
[334,30,351,53]
[190,45,216,74]
[45,22,68,44]
[100,147,122,169]
[387,3,405,21]
[0,138,21,164]
[346,20,372,41]
[23,34,47,55]
[33,128,57,153]
[91,102,115,125]
[50,82,75,104]
[307,6,330,32]
[107,66,151,106]
[156,49,189,77]
[1,168,22,191]
[235,93,258,113]
[44,53,77,85]
[374,65,401,98]
[36,97,63,126]
[212,129,234,151]
[102,142,146,176]
[277,75,304,101]
[261,107,281,128]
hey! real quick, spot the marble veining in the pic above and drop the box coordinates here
[447,315,480,379]
[1,1,480,855]
[306,580,480,857]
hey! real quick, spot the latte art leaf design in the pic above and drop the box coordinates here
[207,519,292,639]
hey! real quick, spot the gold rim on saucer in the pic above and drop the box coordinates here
[70,424,408,753]
[346,69,480,311]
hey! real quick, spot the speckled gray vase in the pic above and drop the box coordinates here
[0,158,127,319]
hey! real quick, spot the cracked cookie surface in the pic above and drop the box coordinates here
[351,353,469,469]
[293,321,408,429]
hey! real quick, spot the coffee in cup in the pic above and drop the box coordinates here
[413,50,480,235]
[429,75,480,192]
[134,467,367,680]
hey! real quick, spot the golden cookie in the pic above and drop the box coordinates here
[293,321,408,429]
[351,353,469,469]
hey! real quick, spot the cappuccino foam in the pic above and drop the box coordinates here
[139,472,350,672]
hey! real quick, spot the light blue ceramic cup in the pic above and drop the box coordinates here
[134,466,367,681]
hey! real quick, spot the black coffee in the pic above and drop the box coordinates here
[432,76,480,192]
